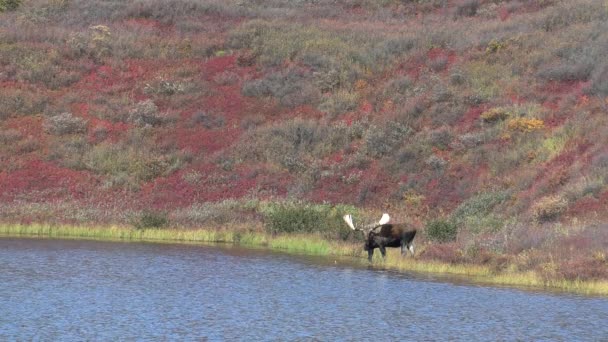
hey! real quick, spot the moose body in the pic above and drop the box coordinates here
[343,214,416,261]
[364,224,417,261]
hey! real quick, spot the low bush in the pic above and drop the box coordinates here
[171,199,259,226]
[0,90,49,119]
[451,191,510,221]
[381,76,413,104]
[428,127,452,150]
[242,68,320,108]
[238,119,363,170]
[48,136,90,170]
[425,155,448,171]
[318,90,359,118]
[393,137,432,173]
[143,76,189,96]
[128,100,170,127]
[587,63,608,97]
[43,113,88,136]
[191,111,225,129]
[538,59,594,82]
[363,121,411,158]
[451,191,511,234]
[541,1,606,32]
[455,0,478,17]
[0,129,22,144]
[556,258,608,281]
[466,61,512,101]
[84,140,184,185]
[532,195,568,223]
[419,242,463,264]
[426,219,458,243]
[65,25,113,62]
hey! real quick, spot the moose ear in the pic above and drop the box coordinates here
[379,213,390,225]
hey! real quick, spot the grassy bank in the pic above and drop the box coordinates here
[1,223,607,297]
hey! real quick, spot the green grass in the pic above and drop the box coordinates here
[1,223,607,296]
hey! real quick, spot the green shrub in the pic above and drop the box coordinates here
[229,21,345,66]
[133,211,168,230]
[450,191,511,234]
[237,119,363,170]
[191,111,225,129]
[0,90,49,119]
[128,100,170,127]
[588,63,608,97]
[428,127,453,150]
[426,219,458,243]
[381,76,413,104]
[84,140,184,184]
[541,1,606,32]
[455,0,478,17]
[466,61,513,101]
[364,121,411,158]
[260,201,356,240]
[318,90,359,118]
[241,68,319,108]
[425,155,447,171]
[0,0,21,12]
[451,191,510,224]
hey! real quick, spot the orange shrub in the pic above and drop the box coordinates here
[480,107,509,123]
[507,118,544,132]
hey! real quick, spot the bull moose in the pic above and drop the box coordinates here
[343,213,416,261]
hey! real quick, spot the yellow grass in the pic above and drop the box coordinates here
[1,223,607,296]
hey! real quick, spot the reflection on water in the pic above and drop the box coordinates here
[0,238,607,341]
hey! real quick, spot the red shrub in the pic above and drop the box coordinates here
[457,106,485,131]
[419,243,464,264]
[556,258,608,281]
[0,160,95,202]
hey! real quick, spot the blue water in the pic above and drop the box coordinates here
[1,238,607,341]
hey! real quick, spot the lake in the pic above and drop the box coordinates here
[1,238,607,341]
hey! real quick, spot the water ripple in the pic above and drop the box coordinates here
[0,238,607,341]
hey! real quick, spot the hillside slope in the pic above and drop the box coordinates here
[1,0,607,280]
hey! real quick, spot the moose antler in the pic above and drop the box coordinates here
[343,213,390,234]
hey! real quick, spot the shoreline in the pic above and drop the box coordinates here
[1,223,607,297]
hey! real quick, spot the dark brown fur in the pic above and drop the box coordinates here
[364,224,417,261]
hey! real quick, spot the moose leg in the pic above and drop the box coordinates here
[379,246,387,259]
[408,242,415,256]
[400,241,408,256]
[367,249,374,262]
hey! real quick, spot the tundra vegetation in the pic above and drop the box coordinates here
[1,0,608,294]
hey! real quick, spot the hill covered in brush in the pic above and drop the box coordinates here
[1,0,607,279]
